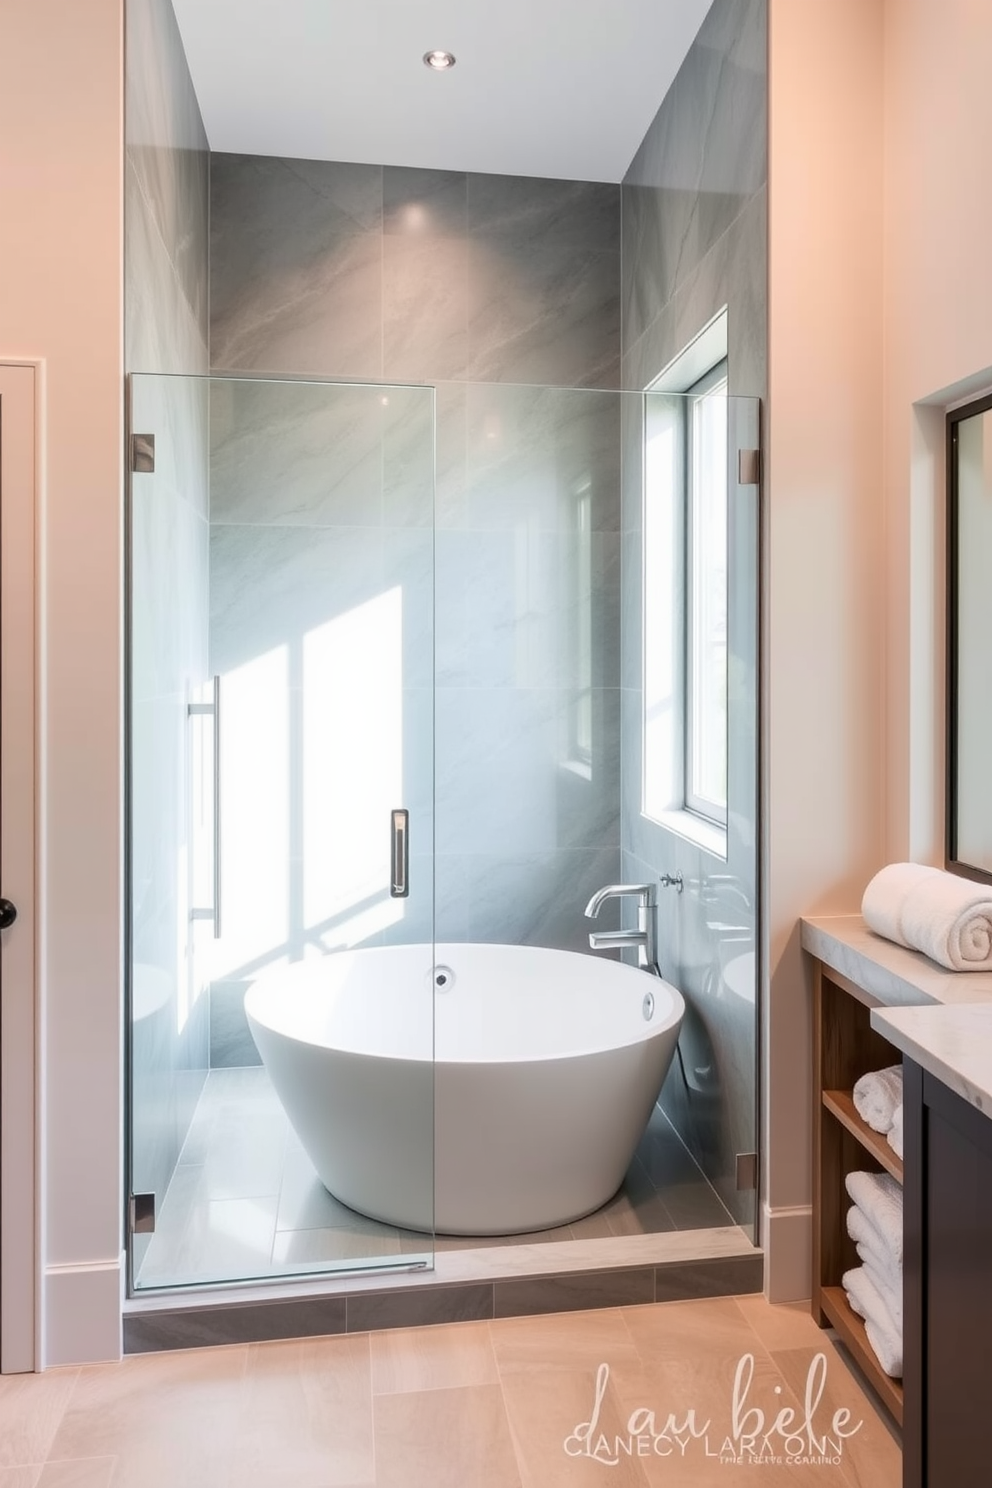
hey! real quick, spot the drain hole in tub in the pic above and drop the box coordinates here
[642,991,655,1021]
[432,965,455,991]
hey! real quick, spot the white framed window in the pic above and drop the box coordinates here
[642,310,729,856]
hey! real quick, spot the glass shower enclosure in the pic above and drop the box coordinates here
[127,373,436,1288]
[126,371,762,1294]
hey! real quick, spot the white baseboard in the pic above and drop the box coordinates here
[44,1258,122,1367]
[761,1203,812,1302]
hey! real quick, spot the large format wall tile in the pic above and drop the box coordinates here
[622,0,767,355]
[126,0,209,359]
[618,0,766,1229]
[210,154,383,377]
[467,239,620,390]
[211,158,620,392]
[208,157,625,1004]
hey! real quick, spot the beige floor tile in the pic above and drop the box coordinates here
[371,1320,498,1394]
[225,1334,374,1488]
[500,1365,652,1488]
[621,1296,757,1364]
[0,1370,78,1469]
[0,1469,42,1488]
[734,1295,832,1353]
[37,1460,116,1488]
[48,1347,248,1488]
[374,1383,521,1488]
[770,1342,900,1488]
[490,1307,640,1375]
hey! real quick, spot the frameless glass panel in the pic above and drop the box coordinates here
[640,390,760,1239]
[128,374,435,1290]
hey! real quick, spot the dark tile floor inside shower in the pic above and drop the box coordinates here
[136,1067,734,1290]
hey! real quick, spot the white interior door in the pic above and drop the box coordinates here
[0,362,38,1372]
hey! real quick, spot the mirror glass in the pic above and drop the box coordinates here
[949,396,992,878]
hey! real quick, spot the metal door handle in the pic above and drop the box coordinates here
[0,898,17,930]
[390,809,409,898]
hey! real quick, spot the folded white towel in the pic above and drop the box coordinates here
[888,1103,904,1159]
[857,1244,903,1328]
[847,1201,902,1280]
[853,1064,903,1134]
[843,1265,902,1377]
[862,862,992,970]
[845,1170,903,1264]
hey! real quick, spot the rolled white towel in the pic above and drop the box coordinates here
[887,1103,904,1160]
[902,870,992,970]
[843,1266,902,1377]
[862,862,992,970]
[853,1064,903,1134]
[845,1170,903,1265]
[862,862,942,948]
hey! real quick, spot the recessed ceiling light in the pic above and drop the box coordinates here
[423,50,456,71]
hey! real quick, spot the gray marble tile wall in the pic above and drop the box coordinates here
[619,0,767,1230]
[210,158,620,390]
[207,159,624,1065]
[125,0,211,1251]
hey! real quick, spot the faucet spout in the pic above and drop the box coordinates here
[584,882,656,919]
[583,883,658,972]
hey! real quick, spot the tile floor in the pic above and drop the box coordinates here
[0,1295,901,1487]
[136,1068,734,1290]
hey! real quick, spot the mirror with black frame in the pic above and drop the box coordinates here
[947,390,992,882]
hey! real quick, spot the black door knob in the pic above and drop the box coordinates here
[0,899,17,930]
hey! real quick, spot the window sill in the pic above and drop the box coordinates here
[646,807,727,861]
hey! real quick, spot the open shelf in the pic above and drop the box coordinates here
[823,1090,904,1183]
[821,1285,903,1426]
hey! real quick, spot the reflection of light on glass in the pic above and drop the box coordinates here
[483,412,501,442]
[304,588,404,946]
[643,410,678,821]
[570,481,593,768]
[212,646,290,980]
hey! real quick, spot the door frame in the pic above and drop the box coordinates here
[0,361,40,1372]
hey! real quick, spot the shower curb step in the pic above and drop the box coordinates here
[122,1249,763,1353]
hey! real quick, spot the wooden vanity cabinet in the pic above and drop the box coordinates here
[810,959,904,1425]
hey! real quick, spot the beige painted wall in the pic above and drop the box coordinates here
[883,0,992,865]
[765,0,886,1299]
[0,1,124,1363]
[765,0,992,1301]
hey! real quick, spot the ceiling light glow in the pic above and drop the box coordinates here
[423,49,456,71]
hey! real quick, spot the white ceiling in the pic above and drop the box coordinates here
[170,0,713,183]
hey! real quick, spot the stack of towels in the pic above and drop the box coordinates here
[862,861,992,970]
[843,1065,905,1377]
[843,1170,903,1377]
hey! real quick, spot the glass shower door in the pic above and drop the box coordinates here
[128,373,436,1289]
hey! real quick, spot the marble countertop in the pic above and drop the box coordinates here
[871,1003,992,1118]
[800,914,992,1007]
[802,914,992,1113]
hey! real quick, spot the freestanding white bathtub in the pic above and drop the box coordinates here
[245,943,684,1235]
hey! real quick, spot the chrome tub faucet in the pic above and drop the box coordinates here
[584,882,659,973]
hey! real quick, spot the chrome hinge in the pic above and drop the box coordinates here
[129,1192,156,1235]
[131,433,155,474]
[737,448,760,486]
[735,1152,758,1191]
